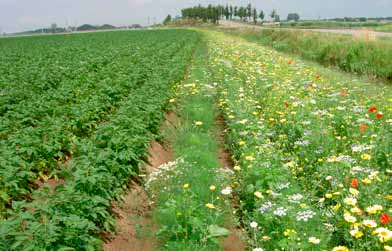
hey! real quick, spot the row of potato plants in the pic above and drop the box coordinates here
[0,30,190,213]
[0,29,200,250]
[206,30,391,250]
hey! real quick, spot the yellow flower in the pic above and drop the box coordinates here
[385,245,392,251]
[350,228,364,238]
[374,227,392,243]
[195,121,203,126]
[233,165,241,171]
[333,204,341,211]
[183,183,189,189]
[366,205,383,214]
[205,203,215,209]
[332,246,349,251]
[387,195,392,200]
[349,188,359,195]
[262,236,271,241]
[350,207,361,214]
[245,156,255,161]
[169,98,176,103]
[209,185,216,191]
[280,118,287,123]
[254,191,264,199]
[239,141,246,146]
[284,229,296,236]
[362,178,372,184]
[344,213,357,223]
[361,154,372,160]
[344,197,357,206]
[325,193,333,199]
[363,220,377,228]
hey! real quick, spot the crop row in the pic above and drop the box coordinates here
[0,30,191,212]
[0,29,200,250]
[206,30,391,250]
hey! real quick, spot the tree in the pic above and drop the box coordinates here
[247,4,252,21]
[270,9,277,21]
[163,15,172,25]
[274,15,280,22]
[234,6,238,18]
[224,4,230,20]
[259,10,265,22]
[252,8,258,24]
[287,13,300,22]
[229,5,233,19]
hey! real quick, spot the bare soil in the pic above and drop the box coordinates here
[34,178,66,193]
[103,140,172,251]
[216,116,247,251]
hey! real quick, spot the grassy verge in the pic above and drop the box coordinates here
[218,27,392,83]
[147,37,235,250]
[205,29,392,251]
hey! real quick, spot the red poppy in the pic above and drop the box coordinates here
[381,213,391,225]
[359,124,368,131]
[376,113,383,119]
[284,102,289,108]
[340,90,347,97]
[351,179,358,187]
[369,106,377,113]
[288,60,293,65]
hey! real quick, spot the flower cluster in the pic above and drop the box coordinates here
[206,31,392,250]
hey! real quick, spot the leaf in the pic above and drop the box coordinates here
[58,247,76,251]
[207,225,231,238]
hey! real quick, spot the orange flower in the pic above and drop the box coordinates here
[288,60,293,65]
[340,90,347,97]
[359,124,369,131]
[381,213,391,225]
[351,179,359,188]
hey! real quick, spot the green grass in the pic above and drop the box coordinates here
[148,39,233,250]
[204,28,392,251]
[218,27,392,83]
[375,24,392,32]
[280,20,392,30]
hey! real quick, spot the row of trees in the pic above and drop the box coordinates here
[180,4,300,24]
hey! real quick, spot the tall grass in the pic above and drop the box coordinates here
[280,21,391,29]
[222,28,392,82]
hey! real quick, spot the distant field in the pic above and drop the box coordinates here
[280,20,392,32]
[219,27,392,82]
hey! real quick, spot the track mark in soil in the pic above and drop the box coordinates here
[34,178,66,193]
[103,138,172,251]
[216,116,247,251]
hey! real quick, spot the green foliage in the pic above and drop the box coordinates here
[0,29,200,250]
[163,15,172,25]
[287,13,300,22]
[148,43,232,250]
[205,29,392,251]
[222,28,392,82]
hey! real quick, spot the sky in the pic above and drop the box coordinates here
[0,0,392,33]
